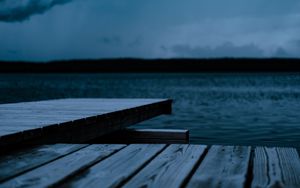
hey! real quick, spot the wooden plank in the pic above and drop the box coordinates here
[63,144,166,188]
[123,144,207,188]
[95,129,189,144]
[115,129,189,140]
[0,144,87,183]
[0,98,171,119]
[187,145,251,188]
[0,99,172,135]
[0,99,171,114]
[0,98,172,151]
[0,144,125,188]
[252,147,300,188]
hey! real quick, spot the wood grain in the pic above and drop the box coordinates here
[187,145,251,188]
[0,144,125,188]
[0,143,299,188]
[96,128,189,144]
[0,144,87,182]
[63,144,166,188]
[252,147,300,188]
[0,98,172,151]
[123,144,207,188]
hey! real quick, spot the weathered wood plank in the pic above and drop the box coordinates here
[0,98,172,151]
[95,129,189,144]
[63,144,166,188]
[252,147,300,188]
[187,145,251,188]
[114,129,189,140]
[0,144,126,188]
[123,144,207,188]
[0,99,171,115]
[0,144,87,183]
[0,99,172,135]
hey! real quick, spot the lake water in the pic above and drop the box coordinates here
[1,73,300,150]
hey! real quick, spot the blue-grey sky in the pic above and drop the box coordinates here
[0,0,300,61]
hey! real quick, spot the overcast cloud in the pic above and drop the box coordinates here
[0,0,300,61]
[0,0,73,22]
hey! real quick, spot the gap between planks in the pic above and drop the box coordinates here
[1,144,299,188]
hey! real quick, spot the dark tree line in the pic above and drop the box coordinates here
[1,58,300,73]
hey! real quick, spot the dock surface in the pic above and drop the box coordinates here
[0,143,299,188]
[1,99,299,187]
[0,98,172,150]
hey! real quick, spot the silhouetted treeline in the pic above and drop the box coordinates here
[1,58,300,73]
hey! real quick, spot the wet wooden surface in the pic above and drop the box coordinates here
[0,144,299,188]
[95,129,189,144]
[0,98,172,150]
[252,147,300,188]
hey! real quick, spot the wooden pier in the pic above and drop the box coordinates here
[0,99,299,188]
[0,144,299,188]
[0,98,172,151]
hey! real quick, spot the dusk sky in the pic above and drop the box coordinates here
[0,0,300,61]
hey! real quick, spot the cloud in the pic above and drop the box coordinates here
[171,42,265,58]
[98,36,122,45]
[128,37,143,47]
[279,39,300,57]
[273,47,291,58]
[0,0,73,22]
[290,40,300,50]
[1,0,300,60]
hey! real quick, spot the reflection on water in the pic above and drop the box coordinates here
[1,73,300,149]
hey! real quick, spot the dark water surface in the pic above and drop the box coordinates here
[1,73,300,149]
